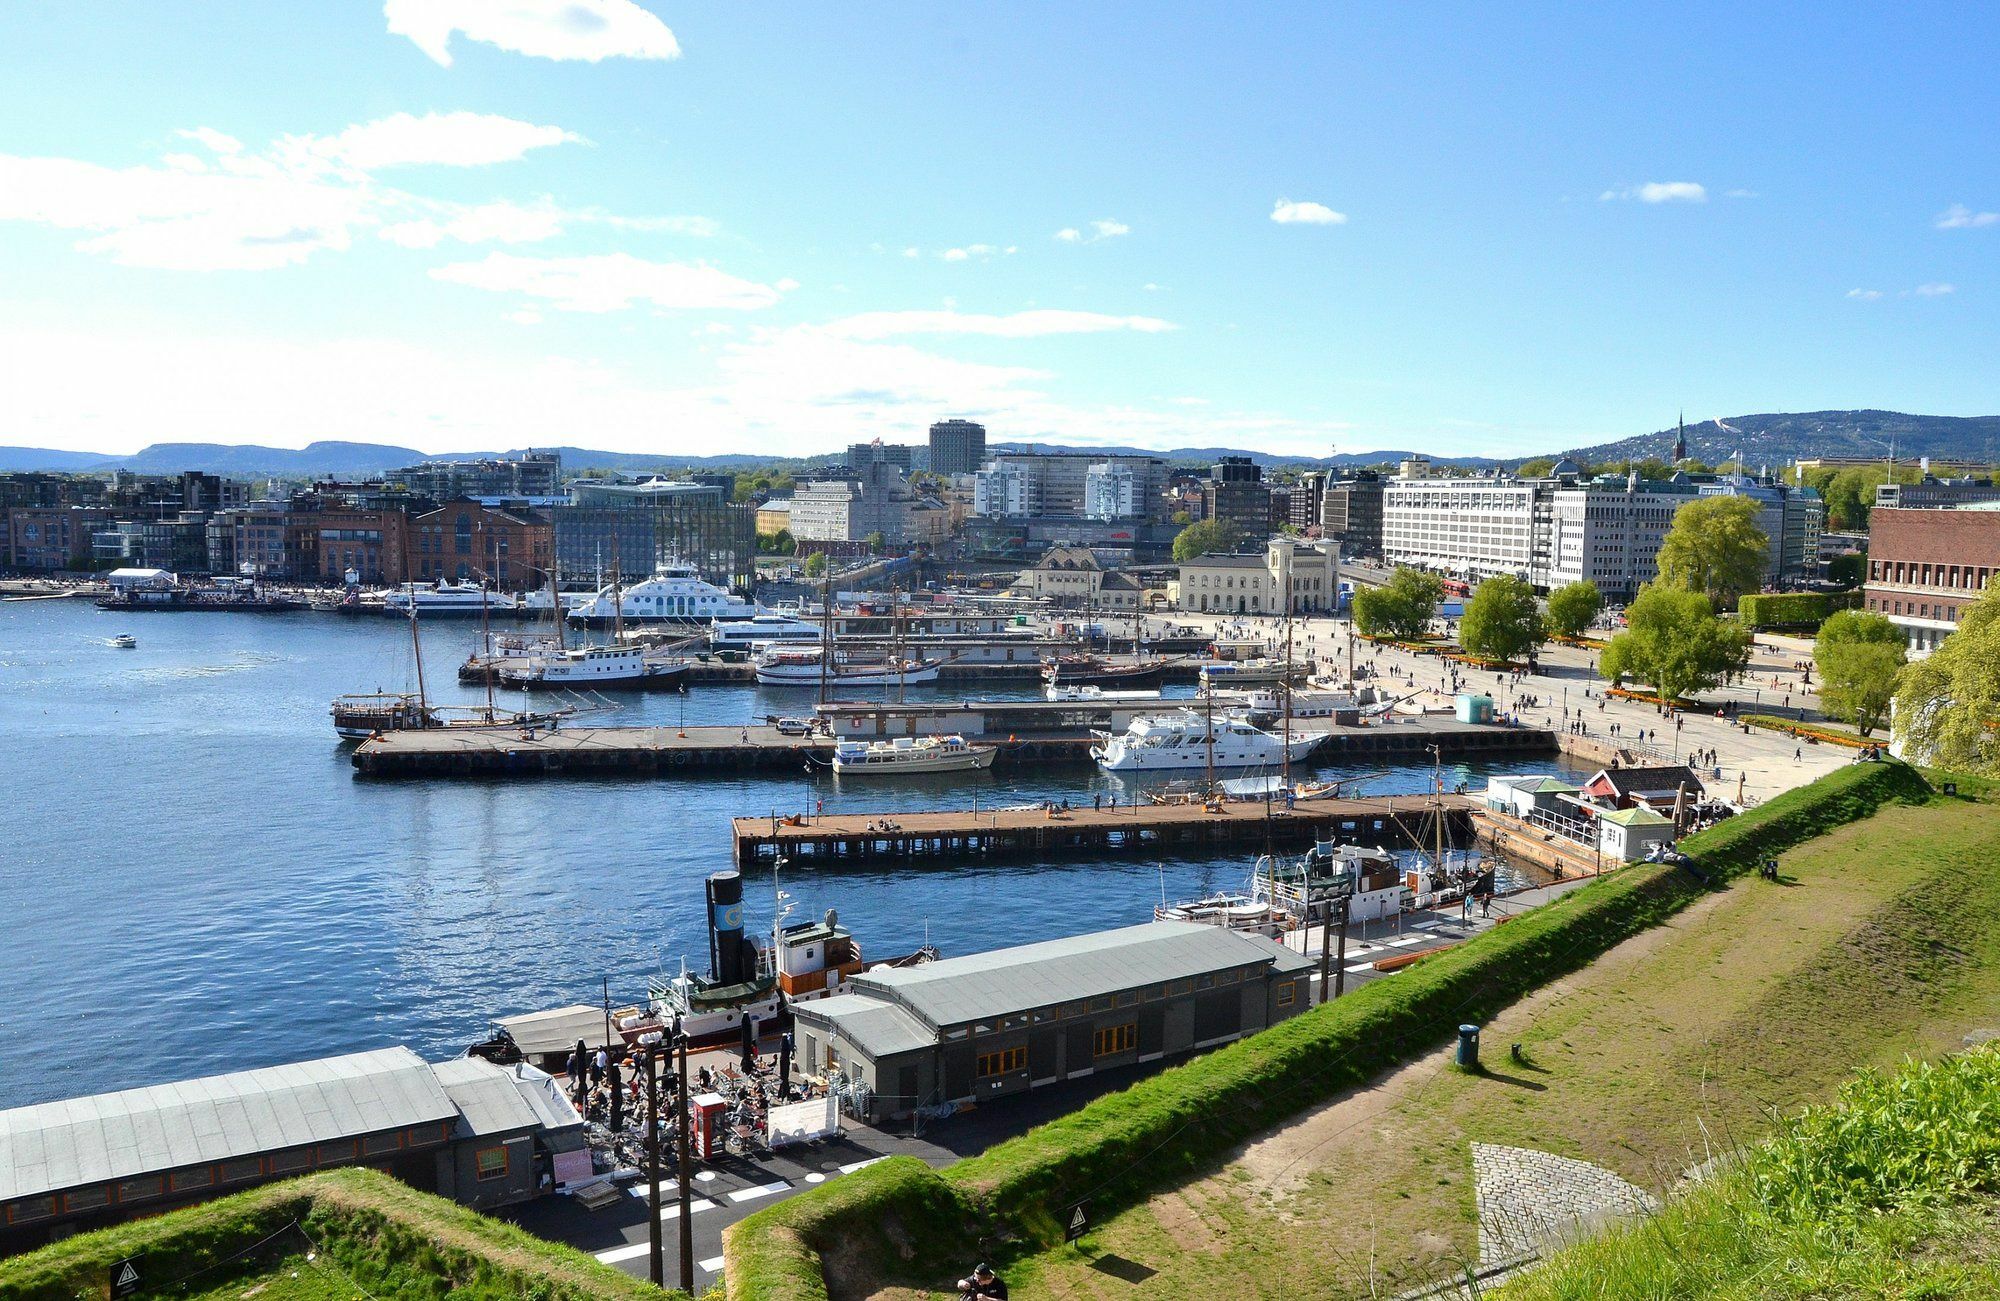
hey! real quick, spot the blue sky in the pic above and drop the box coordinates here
[1,2,1994,458]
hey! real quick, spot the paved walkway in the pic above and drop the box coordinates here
[1166,610,1854,805]
[1471,1142,1658,1266]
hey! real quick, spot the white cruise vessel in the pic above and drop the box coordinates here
[1090,710,1321,772]
[710,611,824,649]
[567,561,761,626]
[753,645,941,687]
[382,581,518,616]
[831,734,996,775]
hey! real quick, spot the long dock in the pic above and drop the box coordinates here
[350,716,1556,780]
[732,794,1477,867]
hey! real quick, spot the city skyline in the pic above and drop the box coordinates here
[2,3,1995,458]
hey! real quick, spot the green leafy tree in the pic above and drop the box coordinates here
[1172,518,1243,563]
[1657,495,1768,610]
[1813,609,1905,736]
[1826,553,1863,587]
[862,531,885,553]
[1894,587,2000,770]
[1545,579,1605,639]
[802,551,828,578]
[1515,457,1556,479]
[1458,575,1543,663]
[1170,510,1192,526]
[1352,567,1444,640]
[1598,583,1751,702]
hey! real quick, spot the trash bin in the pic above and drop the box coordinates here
[1456,1023,1481,1068]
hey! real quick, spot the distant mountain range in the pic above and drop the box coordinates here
[1551,411,2000,472]
[0,411,1993,478]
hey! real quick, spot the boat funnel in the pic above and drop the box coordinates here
[707,871,748,985]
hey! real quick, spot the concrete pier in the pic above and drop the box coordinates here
[732,794,1478,867]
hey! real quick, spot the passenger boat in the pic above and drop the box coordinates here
[638,874,939,1046]
[1044,683,1165,703]
[830,734,997,775]
[1196,658,1300,686]
[96,579,301,613]
[108,633,137,648]
[382,581,517,617]
[710,611,824,649]
[567,560,760,627]
[498,644,689,690]
[753,645,941,688]
[1090,709,1320,772]
[517,588,597,613]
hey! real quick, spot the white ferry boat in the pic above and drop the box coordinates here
[567,561,760,626]
[831,734,997,775]
[1196,658,1298,686]
[498,644,689,689]
[518,588,596,613]
[753,645,941,687]
[1090,709,1320,772]
[710,611,824,649]
[1045,684,1166,703]
[382,581,518,616]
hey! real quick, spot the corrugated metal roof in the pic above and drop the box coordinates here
[853,921,1311,1029]
[430,1057,551,1138]
[793,995,938,1060]
[0,1048,456,1203]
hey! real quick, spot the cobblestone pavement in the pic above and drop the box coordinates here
[1471,1141,1659,1266]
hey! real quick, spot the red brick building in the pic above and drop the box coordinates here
[314,508,411,586]
[1863,506,2000,654]
[408,501,553,591]
[4,506,112,571]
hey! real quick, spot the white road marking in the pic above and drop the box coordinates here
[728,1179,791,1203]
[1344,961,1376,973]
[699,1256,727,1274]
[596,1243,652,1265]
[1383,936,1423,948]
[838,1156,888,1175]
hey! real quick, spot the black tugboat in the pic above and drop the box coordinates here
[1041,654,1172,690]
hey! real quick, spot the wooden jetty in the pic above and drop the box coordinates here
[732,794,1478,867]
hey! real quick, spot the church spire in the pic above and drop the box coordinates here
[1672,411,1687,464]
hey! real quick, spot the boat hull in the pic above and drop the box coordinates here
[755,663,941,687]
[832,747,997,775]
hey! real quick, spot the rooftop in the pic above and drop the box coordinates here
[851,921,1314,1030]
[0,1048,456,1203]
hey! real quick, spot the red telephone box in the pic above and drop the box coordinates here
[692,1092,729,1160]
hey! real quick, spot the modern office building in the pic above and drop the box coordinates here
[1285,472,1327,532]
[972,453,1168,522]
[791,921,1312,1124]
[1381,468,1821,597]
[1202,457,1273,540]
[1864,505,2000,655]
[790,463,936,546]
[845,440,917,474]
[927,419,988,476]
[551,478,755,590]
[4,505,111,571]
[1874,477,2000,511]
[387,452,563,501]
[1321,472,1385,556]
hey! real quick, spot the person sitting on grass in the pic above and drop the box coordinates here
[958,1262,1008,1299]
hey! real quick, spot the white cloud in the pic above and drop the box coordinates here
[1270,198,1346,225]
[938,243,1009,261]
[302,111,578,170]
[1055,218,1130,244]
[820,309,1175,340]
[1846,288,1883,300]
[1936,204,1998,230]
[429,251,787,313]
[0,320,1351,458]
[1911,282,1955,297]
[0,116,710,270]
[504,307,542,325]
[385,0,679,67]
[1600,181,1707,203]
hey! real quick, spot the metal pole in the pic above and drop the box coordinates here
[677,1030,694,1296]
[645,1050,663,1287]
[1332,893,1352,999]
[1316,892,1333,1003]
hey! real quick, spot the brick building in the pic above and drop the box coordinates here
[1863,505,2000,654]
[4,506,112,571]
[316,507,412,586]
[409,502,553,591]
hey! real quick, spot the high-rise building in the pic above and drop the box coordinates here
[927,419,988,476]
[1286,472,1327,532]
[972,453,1167,521]
[1322,473,1385,555]
[1202,457,1272,540]
[846,441,916,473]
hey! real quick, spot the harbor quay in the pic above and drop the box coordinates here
[349,713,1556,779]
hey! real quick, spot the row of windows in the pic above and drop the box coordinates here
[1869,561,1994,591]
[976,1046,1028,1078]
[1868,596,1960,622]
[1,1123,452,1225]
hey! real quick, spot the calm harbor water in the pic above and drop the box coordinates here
[0,598,1579,1108]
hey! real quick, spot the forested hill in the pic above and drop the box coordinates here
[1559,411,2000,471]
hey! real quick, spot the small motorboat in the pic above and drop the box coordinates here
[109,634,137,649]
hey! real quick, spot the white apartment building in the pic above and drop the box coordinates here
[1084,462,1144,520]
[1382,477,1540,580]
[972,453,1166,521]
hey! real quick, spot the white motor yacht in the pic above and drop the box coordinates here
[1090,709,1320,772]
[753,645,941,687]
[831,734,997,775]
[382,581,518,616]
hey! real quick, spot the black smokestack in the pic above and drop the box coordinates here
[706,871,747,985]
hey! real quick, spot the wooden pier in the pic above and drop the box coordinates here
[732,794,1476,867]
